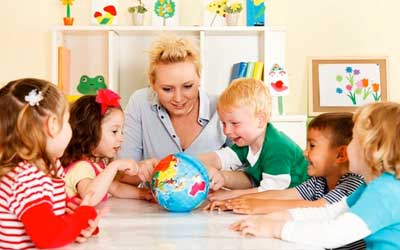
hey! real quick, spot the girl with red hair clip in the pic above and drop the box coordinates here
[61,89,154,207]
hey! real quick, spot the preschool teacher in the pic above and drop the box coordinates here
[119,35,227,161]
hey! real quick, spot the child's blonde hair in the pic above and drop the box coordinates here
[354,102,400,178]
[0,78,67,178]
[148,35,201,85]
[217,78,272,117]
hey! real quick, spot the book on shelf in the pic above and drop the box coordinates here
[253,61,264,80]
[230,62,248,82]
[57,46,71,94]
[245,62,255,78]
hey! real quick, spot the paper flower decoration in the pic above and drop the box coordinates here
[207,0,227,26]
[60,0,74,18]
[94,5,117,25]
[154,0,176,24]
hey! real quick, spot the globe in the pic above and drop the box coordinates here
[151,153,210,212]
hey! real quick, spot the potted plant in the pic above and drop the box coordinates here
[128,0,148,25]
[224,1,243,26]
[60,0,74,25]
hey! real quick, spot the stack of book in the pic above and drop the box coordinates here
[230,61,264,83]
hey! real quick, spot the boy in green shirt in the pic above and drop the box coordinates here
[199,78,308,201]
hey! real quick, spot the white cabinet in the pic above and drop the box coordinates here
[271,115,307,149]
[51,25,286,106]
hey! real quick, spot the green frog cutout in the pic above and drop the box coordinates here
[77,75,107,95]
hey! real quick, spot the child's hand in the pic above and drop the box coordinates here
[137,158,158,182]
[226,198,270,215]
[75,206,109,243]
[229,216,285,238]
[208,167,225,191]
[65,197,82,214]
[203,200,232,212]
[113,159,140,176]
[139,188,154,202]
[208,189,240,201]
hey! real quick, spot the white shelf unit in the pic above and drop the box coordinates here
[51,25,286,105]
[51,25,306,148]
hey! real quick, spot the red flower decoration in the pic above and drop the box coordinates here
[95,89,121,115]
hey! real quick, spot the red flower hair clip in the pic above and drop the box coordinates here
[95,89,121,115]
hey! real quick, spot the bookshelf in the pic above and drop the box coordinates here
[51,25,307,148]
[51,25,285,105]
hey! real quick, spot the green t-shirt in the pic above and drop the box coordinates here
[230,123,308,188]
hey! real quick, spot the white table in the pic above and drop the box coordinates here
[60,198,322,250]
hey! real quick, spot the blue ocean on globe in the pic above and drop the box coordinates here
[151,153,210,212]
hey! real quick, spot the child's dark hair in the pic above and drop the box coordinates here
[60,95,121,166]
[308,112,353,147]
[0,78,67,178]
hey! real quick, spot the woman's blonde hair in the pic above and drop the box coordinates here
[0,78,67,178]
[217,78,272,117]
[148,35,201,85]
[354,102,400,178]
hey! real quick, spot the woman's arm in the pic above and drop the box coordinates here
[119,92,144,161]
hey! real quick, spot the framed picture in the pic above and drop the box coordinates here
[309,57,387,115]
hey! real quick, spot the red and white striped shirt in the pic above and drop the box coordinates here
[0,161,66,249]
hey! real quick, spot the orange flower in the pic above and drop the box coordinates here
[372,83,380,92]
[362,78,369,87]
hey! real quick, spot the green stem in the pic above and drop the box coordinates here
[67,3,71,18]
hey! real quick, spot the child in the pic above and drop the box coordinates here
[231,102,400,250]
[198,78,309,201]
[61,89,153,206]
[205,112,365,215]
[0,78,99,249]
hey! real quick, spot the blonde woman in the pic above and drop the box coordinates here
[119,35,227,161]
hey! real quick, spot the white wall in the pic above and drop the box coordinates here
[1,0,399,114]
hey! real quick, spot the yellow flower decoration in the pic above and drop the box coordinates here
[207,0,227,17]
[254,0,264,6]
[61,0,74,5]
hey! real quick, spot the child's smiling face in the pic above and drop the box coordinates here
[303,128,344,177]
[92,108,124,159]
[218,105,266,148]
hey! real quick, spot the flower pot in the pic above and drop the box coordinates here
[225,14,239,26]
[63,17,74,26]
[131,13,145,26]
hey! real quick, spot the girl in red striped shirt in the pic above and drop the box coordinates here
[0,78,99,249]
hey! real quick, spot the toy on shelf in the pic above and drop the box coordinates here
[60,0,74,25]
[91,0,118,25]
[77,75,107,95]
